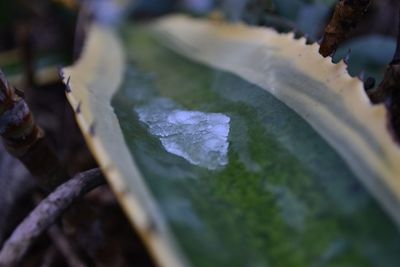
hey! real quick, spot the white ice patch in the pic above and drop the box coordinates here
[136,98,230,170]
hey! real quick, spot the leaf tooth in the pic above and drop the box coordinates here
[89,121,96,136]
[65,76,71,93]
[75,101,81,114]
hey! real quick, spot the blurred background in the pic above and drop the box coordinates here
[0,0,398,266]
[1,0,398,86]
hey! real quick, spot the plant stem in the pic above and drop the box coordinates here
[319,0,371,57]
[0,69,68,190]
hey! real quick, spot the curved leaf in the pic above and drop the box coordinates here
[63,15,400,267]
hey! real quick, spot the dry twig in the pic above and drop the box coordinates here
[319,0,371,57]
[0,168,104,267]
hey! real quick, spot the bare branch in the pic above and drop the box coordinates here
[0,69,68,190]
[319,0,371,57]
[0,168,105,267]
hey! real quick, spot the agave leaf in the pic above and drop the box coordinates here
[63,15,400,267]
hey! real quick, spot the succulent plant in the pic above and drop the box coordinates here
[61,13,400,267]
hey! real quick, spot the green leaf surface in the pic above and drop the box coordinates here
[64,16,400,267]
[109,25,400,267]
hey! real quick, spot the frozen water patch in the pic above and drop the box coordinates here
[136,98,230,170]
